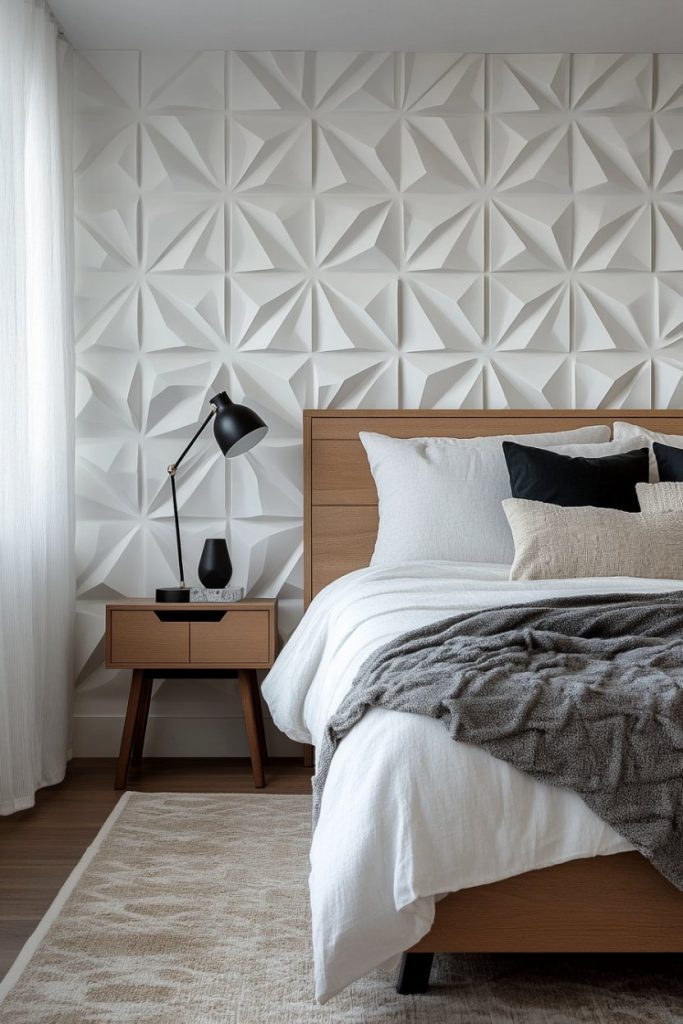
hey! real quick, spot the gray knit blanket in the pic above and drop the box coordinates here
[313,591,683,889]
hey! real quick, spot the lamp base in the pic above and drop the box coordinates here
[155,586,191,603]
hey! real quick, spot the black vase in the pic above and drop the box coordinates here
[198,538,232,588]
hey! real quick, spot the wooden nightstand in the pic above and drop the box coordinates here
[105,598,277,790]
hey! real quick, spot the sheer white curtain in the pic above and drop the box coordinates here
[0,0,75,813]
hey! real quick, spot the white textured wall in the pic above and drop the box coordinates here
[73,51,683,756]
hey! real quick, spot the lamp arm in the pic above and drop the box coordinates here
[167,406,216,588]
[169,407,216,474]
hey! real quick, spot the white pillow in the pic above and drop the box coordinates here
[613,421,683,480]
[361,425,618,566]
[503,498,683,581]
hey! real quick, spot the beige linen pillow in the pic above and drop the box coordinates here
[637,481,683,516]
[503,498,683,581]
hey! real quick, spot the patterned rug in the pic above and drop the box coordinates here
[0,792,681,1023]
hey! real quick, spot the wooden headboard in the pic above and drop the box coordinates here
[303,409,683,605]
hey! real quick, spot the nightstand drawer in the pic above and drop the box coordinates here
[190,610,271,665]
[109,610,190,665]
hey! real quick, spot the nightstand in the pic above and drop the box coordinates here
[105,598,277,790]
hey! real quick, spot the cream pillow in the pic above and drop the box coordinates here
[503,498,683,581]
[637,481,683,516]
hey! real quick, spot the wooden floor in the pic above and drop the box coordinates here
[0,757,312,979]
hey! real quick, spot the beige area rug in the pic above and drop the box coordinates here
[0,793,681,1024]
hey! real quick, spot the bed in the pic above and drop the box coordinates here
[263,409,683,1002]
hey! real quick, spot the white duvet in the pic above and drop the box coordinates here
[262,563,683,1002]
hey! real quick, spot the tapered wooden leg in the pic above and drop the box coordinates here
[248,670,268,766]
[115,669,145,790]
[239,669,265,788]
[131,672,153,768]
[303,744,314,768]
[396,953,434,994]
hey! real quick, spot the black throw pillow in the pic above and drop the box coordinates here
[653,441,683,482]
[502,442,649,512]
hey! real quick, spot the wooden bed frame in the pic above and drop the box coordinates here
[303,408,683,993]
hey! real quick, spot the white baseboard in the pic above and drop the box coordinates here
[71,715,302,758]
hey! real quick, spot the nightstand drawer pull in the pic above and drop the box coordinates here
[154,610,227,623]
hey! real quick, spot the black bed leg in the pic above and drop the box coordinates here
[396,952,434,994]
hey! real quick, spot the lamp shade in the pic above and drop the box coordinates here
[210,391,268,457]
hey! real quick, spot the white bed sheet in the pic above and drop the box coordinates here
[262,563,683,1002]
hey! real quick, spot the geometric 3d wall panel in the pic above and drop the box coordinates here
[73,51,683,755]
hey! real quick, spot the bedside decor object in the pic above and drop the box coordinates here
[198,537,232,588]
[156,392,267,603]
[190,586,244,603]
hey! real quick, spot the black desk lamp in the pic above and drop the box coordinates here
[156,391,267,602]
